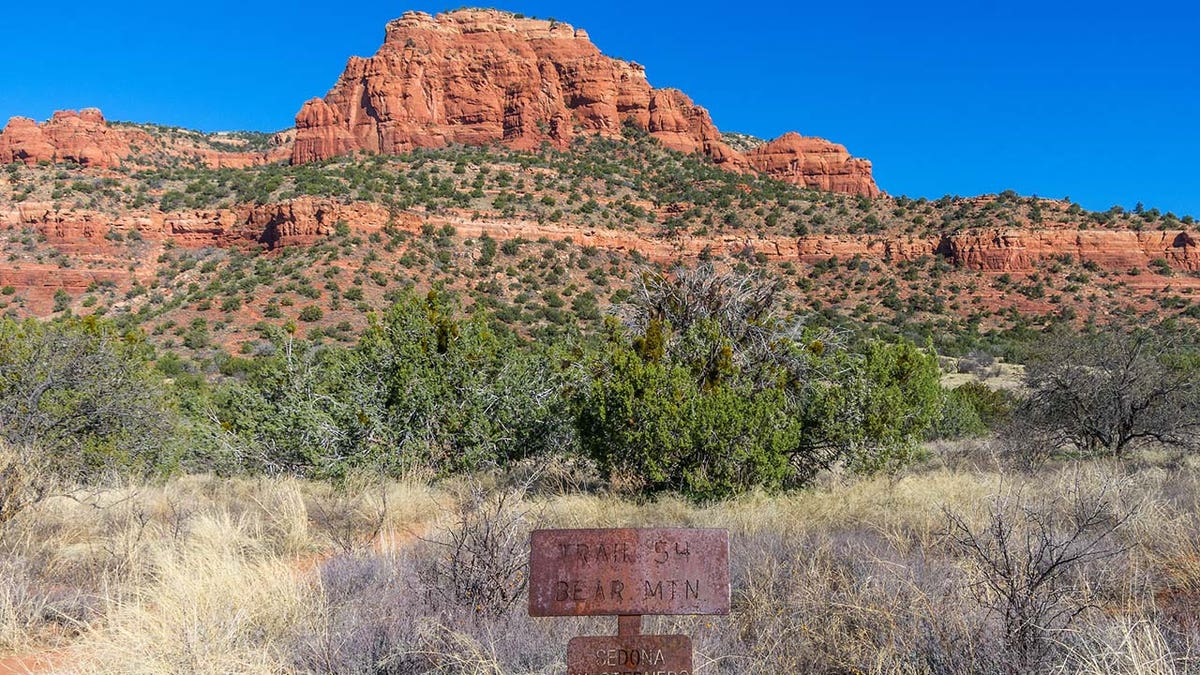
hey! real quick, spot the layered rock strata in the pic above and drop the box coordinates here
[745,132,878,196]
[5,198,1197,273]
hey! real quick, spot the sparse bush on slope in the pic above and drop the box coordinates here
[1011,324,1200,460]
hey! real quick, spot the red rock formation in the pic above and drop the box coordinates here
[293,100,360,164]
[292,9,887,191]
[938,228,1200,273]
[244,199,396,248]
[0,109,135,167]
[0,109,292,169]
[746,132,879,197]
[2,198,397,251]
[787,228,1200,273]
[293,9,741,164]
[793,233,935,263]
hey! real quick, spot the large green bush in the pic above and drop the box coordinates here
[933,381,1014,439]
[0,316,176,479]
[574,267,943,500]
[211,291,575,477]
[575,334,798,499]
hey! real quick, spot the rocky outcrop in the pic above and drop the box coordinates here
[746,132,879,197]
[292,9,740,165]
[938,229,1200,273]
[2,198,402,251]
[244,199,396,248]
[8,201,250,250]
[0,109,292,169]
[292,9,879,194]
[787,228,1200,273]
[0,109,136,168]
[792,233,935,263]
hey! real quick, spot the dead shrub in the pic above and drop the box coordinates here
[292,554,418,674]
[416,481,539,620]
[944,473,1136,673]
[708,528,995,674]
[0,441,54,528]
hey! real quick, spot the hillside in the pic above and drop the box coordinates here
[2,128,1198,361]
[0,8,1197,365]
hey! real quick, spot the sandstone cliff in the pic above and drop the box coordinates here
[937,228,1200,273]
[3,198,394,251]
[0,109,135,168]
[0,109,292,169]
[746,132,879,197]
[292,9,878,196]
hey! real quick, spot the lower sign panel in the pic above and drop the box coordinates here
[567,635,693,675]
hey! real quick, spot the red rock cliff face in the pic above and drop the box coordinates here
[746,132,879,197]
[0,109,292,169]
[0,109,136,168]
[938,229,1200,273]
[292,10,737,165]
[292,9,878,196]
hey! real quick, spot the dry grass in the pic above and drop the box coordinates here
[0,473,442,671]
[73,512,311,675]
[2,451,1200,672]
[1055,617,1186,675]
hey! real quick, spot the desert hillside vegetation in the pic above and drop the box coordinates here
[4,121,1200,674]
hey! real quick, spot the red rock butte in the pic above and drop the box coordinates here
[292,9,880,196]
[0,109,133,168]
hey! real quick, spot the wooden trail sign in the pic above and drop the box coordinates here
[529,528,729,674]
[529,528,731,617]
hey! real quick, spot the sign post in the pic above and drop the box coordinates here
[529,528,730,675]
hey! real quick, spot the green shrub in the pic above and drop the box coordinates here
[933,381,1012,439]
[0,317,176,481]
[212,291,575,477]
[575,266,943,500]
[299,306,324,322]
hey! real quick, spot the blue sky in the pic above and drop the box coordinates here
[1,1,1196,216]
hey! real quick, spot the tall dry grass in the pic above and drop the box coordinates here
[73,512,311,675]
[0,473,441,670]
[2,450,1200,672]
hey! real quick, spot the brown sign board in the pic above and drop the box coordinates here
[567,634,693,675]
[529,528,730,617]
